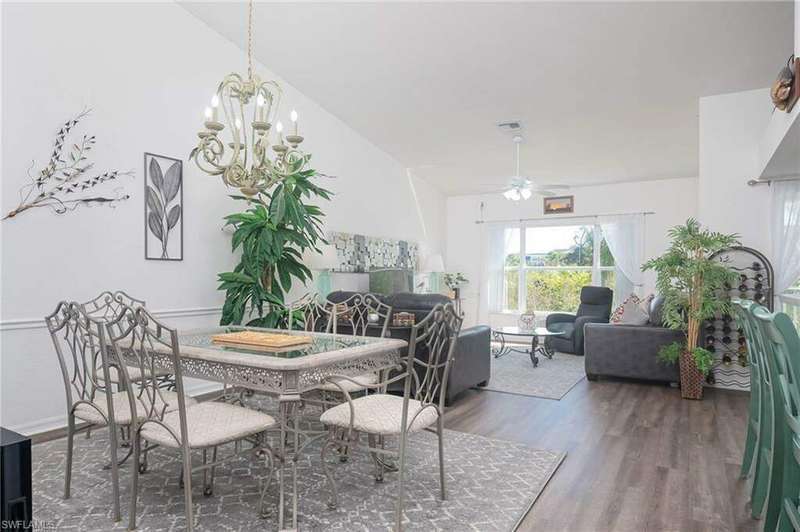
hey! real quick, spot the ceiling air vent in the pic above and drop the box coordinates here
[497,120,523,132]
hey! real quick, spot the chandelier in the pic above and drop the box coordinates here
[191,0,307,196]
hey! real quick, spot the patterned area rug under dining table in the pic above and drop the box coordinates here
[32,399,565,531]
[480,349,587,400]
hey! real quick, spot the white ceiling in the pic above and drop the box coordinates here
[181,1,794,196]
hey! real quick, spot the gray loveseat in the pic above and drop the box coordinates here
[583,295,681,384]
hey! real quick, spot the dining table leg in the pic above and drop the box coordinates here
[278,393,302,532]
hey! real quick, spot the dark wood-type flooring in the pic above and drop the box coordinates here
[444,379,755,532]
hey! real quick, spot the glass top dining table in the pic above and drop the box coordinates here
[170,326,408,531]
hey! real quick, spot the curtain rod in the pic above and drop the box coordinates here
[474,210,655,225]
[747,175,800,186]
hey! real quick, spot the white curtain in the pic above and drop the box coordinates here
[771,179,800,295]
[599,214,645,300]
[477,224,514,324]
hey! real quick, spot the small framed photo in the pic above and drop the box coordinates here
[144,153,183,261]
[543,195,574,215]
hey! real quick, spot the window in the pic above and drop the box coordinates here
[501,224,618,313]
[782,279,800,328]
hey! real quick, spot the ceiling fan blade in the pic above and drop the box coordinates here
[538,184,570,190]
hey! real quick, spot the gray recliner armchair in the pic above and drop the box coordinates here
[545,286,613,356]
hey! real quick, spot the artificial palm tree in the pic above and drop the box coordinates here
[217,159,331,328]
[642,219,739,399]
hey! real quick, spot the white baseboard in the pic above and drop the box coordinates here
[6,381,224,437]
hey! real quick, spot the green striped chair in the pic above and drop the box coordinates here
[733,299,764,480]
[754,307,800,532]
[734,299,781,521]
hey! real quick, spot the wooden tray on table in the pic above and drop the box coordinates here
[211,331,312,352]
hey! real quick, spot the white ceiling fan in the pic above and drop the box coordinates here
[497,135,569,201]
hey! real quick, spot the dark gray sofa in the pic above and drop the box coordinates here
[583,295,681,384]
[326,291,491,404]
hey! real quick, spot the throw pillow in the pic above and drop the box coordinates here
[610,294,639,323]
[610,294,651,325]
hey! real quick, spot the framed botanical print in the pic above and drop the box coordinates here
[144,153,183,260]
[543,195,574,215]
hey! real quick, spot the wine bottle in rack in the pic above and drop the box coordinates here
[722,336,732,344]
[752,262,762,271]
[705,324,716,333]
[722,324,731,334]
[723,354,732,365]
[740,274,748,283]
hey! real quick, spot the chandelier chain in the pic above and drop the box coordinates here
[247,0,254,80]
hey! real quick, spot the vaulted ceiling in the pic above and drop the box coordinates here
[182,1,794,195]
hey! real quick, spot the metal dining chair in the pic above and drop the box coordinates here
[79,290,174,390]
[284,293,333,332]
[108,306,279,531]
[318,302,463,531]
[45,301,194,524]
[315,293,393,395]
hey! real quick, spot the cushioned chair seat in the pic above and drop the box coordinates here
[319,394,439,435]
[315,372,378,393]
[140,402,276,448]
[548,321,575,339]
[74,391,195,426]
[96,365,171,384]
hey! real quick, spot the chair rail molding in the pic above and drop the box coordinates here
[0,305,223,332]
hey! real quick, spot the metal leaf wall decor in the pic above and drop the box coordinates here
[3,109,133,220]
[144,153,183,260]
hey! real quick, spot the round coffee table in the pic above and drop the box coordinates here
[491,326,564,367]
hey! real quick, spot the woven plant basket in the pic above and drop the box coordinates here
[679,349,704,400]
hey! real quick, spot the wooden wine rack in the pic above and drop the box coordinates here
[704,246,773,391]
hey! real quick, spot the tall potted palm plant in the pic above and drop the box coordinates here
[642,219,739,400]
[217,160,331,328]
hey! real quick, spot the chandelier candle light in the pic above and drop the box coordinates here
[191,0,307,196]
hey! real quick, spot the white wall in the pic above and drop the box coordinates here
[0,2,444,434]
[698,88,773,260]
[446,177,698,327]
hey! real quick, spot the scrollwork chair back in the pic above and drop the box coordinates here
[80,290,146,333]
[287,294,335,333]
[107,306,189,439]
[406,303,463,408]
[329,293,393,338]
[46,301,119,425]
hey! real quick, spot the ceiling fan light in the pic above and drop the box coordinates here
[503,189,517,200]
[520,188,532,200]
